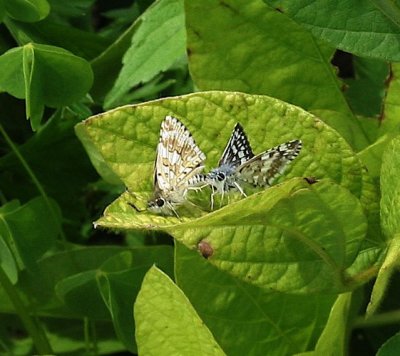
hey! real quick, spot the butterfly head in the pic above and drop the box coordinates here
[147,195,176,215]
[207,165,236,193]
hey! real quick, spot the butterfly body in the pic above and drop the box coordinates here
[191,123,302,209]
[148,116,206,216]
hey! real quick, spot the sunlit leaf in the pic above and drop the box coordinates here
[134,266,225,355]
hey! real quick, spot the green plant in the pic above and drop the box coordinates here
[1,0,400,355]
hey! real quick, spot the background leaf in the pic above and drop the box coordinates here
[0,229,18,284]
[380,135,400,239]
[4,0,50,23]
[104,0,186,108]
[377,331,400,356]
[134,266,226,355]
[175,242,336,355]
[366,134,400,316]
[0,197,61,271]
[0,113,99,239]
[0,43,93,128]
[96,248,174,353]
[308,293,352,355]
[264,0,400,61]
[185,0,369,150]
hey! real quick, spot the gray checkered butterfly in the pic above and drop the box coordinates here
[147,116,206,216]
[191,123,302,209]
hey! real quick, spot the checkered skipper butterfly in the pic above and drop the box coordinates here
[190,123,302,209]
[147,116,206,216]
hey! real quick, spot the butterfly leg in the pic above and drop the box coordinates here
[210,187,217,211]
[167,201,181,219]
[188,183,209,192]
[234,182,247,198]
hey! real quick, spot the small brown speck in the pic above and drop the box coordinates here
[304,176,318,185]
[198,240,214,259]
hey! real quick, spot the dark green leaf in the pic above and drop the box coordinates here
[55,270,111,319]
[377,331,400,356]
[0,231,18,284]
[0,113,98,239]
[96,248,173,352]
[5,18,110,60]
[0,197,61,271]
[13,246,130,312]
[345,57,389,118]
[264,0,400,61]
[4,0,49,23]
[0,43,93,129]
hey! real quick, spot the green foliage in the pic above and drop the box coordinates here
[377,331,400,356]
[104,0,186,109]
[263,0,400,61]
[1,0,400,355]
[134,266,225,355]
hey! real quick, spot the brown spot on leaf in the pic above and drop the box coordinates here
[198,240,214,259]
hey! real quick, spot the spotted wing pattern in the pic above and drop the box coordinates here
[149,116,206,213]
[236,139,302,187]
[218,123,254,168]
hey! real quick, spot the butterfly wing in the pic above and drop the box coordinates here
[154,116,206,201]
[236,139,302,187]
[218,123,254,168]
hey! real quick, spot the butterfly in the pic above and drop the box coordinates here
[190,123,302,209]
[147,115,206,216]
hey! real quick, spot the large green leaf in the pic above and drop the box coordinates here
[184,0,369,150]
[172,179,367,293]
[134,266,225,355]
[175,242,336,355]
[104,0,186,108]
[264,0,400,61]
[367,135,400,316]
[76,91,381,293]
[0,43,93,129]
[77,91,368,197]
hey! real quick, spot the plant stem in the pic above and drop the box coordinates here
[354,309,400,328]
[0,123,65,241]
[0,266,52,354]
